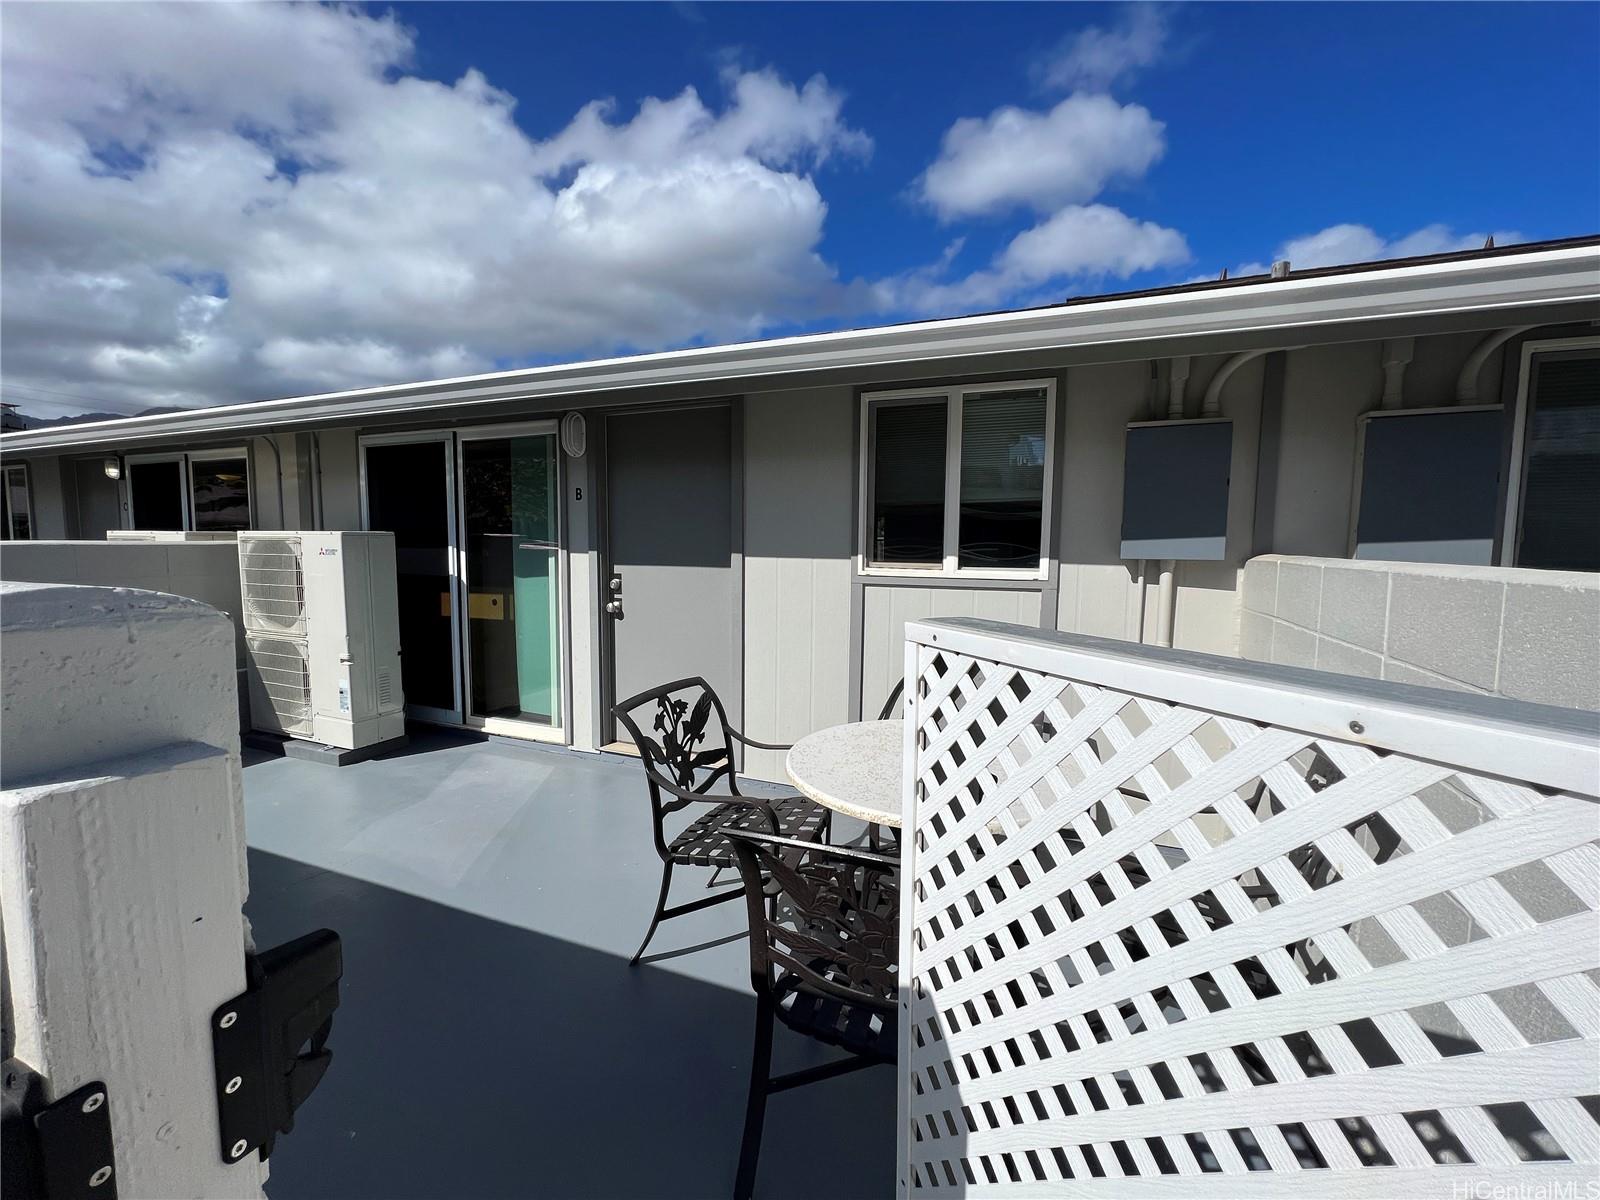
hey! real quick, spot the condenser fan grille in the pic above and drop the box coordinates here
[240,536,306,635]
[246,634,313,736]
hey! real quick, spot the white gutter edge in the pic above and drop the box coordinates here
[4,242,1598,454]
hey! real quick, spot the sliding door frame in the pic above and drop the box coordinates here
[122,451,191,530]
[455,420,569,745]
[358,429,466,726]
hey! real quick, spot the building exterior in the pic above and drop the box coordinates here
[2,237,1597,777]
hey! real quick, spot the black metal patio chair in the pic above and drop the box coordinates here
[612,677,830,965]
[724,828,898,1200]
[876,678,905,721]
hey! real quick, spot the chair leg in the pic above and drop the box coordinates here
[630,861,674,966]
[734,997,774,1200]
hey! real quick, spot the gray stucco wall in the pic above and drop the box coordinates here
[317,428,362,530]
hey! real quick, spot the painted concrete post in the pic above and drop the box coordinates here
[1,582,265,1198]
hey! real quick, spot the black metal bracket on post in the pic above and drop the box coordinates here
[2,1063,117,1200]
[210,928,342,1165]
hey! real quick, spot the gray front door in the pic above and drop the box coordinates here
[604,404,737,738]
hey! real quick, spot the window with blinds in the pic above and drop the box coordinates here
[1516,352,1599,571]
[959,388,1048,568]
[863,379,1054,575]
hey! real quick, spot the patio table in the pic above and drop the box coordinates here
[785,719,903,830]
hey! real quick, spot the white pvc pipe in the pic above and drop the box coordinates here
[1457,325,1535,403]
[1380,337,1416,409]
[1154,560,1176,648]
[1134,559,1149,643]
[1201,349,1268,418]
[1167,357,1191,421]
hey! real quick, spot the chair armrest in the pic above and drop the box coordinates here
[652,775,774,809]
[726,827,898,870]
[725,724,793,752]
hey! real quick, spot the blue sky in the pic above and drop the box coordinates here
[2,2,1596,417]
[397,1,1598,290]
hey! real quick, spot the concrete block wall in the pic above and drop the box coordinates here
[1,540,251,728]
[1240,554,1600,710]
[0,539,244,665]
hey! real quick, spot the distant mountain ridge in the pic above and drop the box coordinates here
[5,405,188,430]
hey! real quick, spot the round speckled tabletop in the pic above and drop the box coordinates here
[785,719,904,829]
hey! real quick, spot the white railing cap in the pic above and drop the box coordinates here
[907,617,1600,797]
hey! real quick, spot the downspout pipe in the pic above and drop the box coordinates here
[257,433,285,529]
[1154,560,1177,648]
[1380,337,1416,409]
[1201,349,1269,418]
[310,431,324,529]
[1457,326,1535,404]
[1167,356,1192,421]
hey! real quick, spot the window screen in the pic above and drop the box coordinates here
[959,388,1047,569]
[870,400,946,564]
[1518,353,1600,571]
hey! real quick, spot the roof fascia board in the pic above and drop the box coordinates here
[5,243,1596,454]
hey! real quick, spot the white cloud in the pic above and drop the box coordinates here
[0,3,870,416]
[1035,5,1171,93]
[918,93,1165,222]
[877,204,1189,313]
[1238,222,1520,275]
[902,34,1184,311]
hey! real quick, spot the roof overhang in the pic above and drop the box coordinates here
[4,239,1598,455]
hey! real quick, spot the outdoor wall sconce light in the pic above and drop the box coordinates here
[560,411,586,459]
[103,457,121,480]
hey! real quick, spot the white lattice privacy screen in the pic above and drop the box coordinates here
[896,617,1600,1199]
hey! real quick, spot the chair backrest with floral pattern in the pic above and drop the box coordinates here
[725,830,899,1019]
[613,677,742,836]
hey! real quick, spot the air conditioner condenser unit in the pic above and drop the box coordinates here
[238,530,405,751]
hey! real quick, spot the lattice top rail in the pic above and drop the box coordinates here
[896,617,1600,1198]
[907,619,1599,798]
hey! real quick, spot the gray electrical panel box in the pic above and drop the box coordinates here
[1120,418,1232,560]
[1352,406,1504,565]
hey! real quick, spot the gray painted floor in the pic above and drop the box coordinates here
[242,728,894,1199]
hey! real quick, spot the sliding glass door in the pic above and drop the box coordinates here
[458,425,563,735]
[360,433,463,724]
[359,424,564,740]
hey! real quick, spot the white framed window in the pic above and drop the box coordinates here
[1501,336,1600,572]
[2,462,32,539]
[858,378,1056,579]
[187,448,253,532]
[124,447,253,532]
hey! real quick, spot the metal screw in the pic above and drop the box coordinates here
[1349,720,1365,735]
[219,1011,237,1029]
[225,1076,243,1094]
[89,1166,112,1188]
[81,1092,105,1114]
[230,1139,249,1160]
